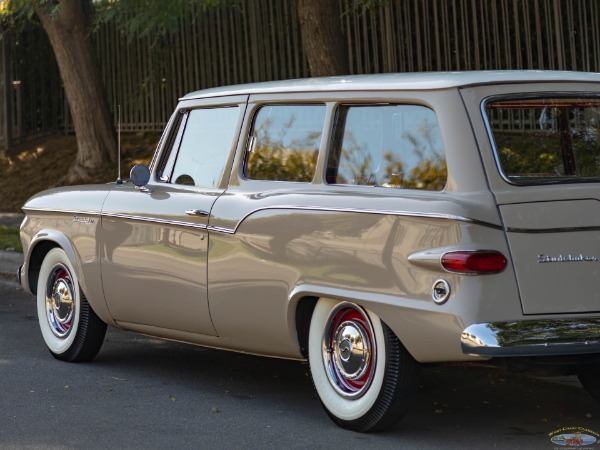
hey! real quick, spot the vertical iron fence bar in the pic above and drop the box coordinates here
[1,33,12,149]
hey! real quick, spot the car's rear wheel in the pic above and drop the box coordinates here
[308,298,420,432]
[37,248,107,362]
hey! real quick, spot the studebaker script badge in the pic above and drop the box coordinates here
[538,254,598,263]
[73,216,96,225]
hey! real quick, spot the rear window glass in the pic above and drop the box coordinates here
[486,97,600,184]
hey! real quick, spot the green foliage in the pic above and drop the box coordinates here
[571,135,600,177]
[404,156,447,190]
[94,0,236,39]
[489,103,600,182]
[0,0,56,18]
[496,131,600,180]
[0,0,235,38]
[247,144,317,182]
[0,0,51,32]
[0,225,22,252]
[0,0,98,36]
[496,133,560,176]
[0,0,391,42]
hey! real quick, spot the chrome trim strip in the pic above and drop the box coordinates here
[102,212,208,230]
[207,225,235,234]
[461,319,600,357]
[22,206,503,234]
[506,225,600,234]
[233,205,503,233]
[22,207,101,216]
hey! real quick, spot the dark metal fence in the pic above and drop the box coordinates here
[2,0,600,149]
[0,25,66,149]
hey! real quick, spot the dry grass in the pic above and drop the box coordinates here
[0,132,160,213]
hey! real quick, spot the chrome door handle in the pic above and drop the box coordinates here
[186,209,209,217]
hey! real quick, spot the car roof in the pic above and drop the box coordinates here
[181,70,600,100]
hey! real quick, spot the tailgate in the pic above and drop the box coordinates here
[481,95,600,315]
[501,200,600,314]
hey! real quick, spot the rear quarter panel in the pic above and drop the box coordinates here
[206,88,519,362]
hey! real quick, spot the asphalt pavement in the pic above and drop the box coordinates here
[1,277,598,449]
[1,213,600,447]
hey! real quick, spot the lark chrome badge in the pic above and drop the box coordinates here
[73,216,95,225]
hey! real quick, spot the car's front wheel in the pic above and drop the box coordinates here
[308,298,420,432]
[37,248,107,362]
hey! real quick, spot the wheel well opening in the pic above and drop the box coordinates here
[27,241,60,295]
[295,296,318,358]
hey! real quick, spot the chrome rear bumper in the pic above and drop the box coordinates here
[461,319,600,357]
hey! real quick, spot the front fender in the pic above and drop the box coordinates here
[21,227,116,327]
[22,228,78,294]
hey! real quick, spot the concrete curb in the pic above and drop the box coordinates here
[0,213,24,228]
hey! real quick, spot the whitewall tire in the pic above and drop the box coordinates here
[308,298,420,432]
[37,248,107,362]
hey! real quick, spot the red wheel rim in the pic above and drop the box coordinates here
[45,264,76,338]
[322,303,376,399]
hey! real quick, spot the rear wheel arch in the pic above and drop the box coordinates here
[294,296,318,358]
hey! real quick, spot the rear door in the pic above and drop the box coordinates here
[462,83,600,315]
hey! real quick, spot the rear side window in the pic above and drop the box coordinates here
[486,97,600,184]
[326,105,446,190]
[245,105,326,182]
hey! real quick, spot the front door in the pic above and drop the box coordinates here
[100,101,245,334]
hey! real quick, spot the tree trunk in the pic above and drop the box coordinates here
[297,0,350,77]
[36,0,116,183]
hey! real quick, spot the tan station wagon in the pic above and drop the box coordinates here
[18,71,600,432]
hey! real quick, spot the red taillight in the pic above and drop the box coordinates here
[441,251,507,274]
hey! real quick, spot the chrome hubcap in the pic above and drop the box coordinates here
[45,264,75,338]
[322,303,376,399]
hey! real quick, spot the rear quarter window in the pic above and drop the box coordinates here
[326,104,447,190]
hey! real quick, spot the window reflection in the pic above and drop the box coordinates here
[327,105,447,190]
[486,98,600,184]
[170,106,240,188]
[245,105,325,182]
